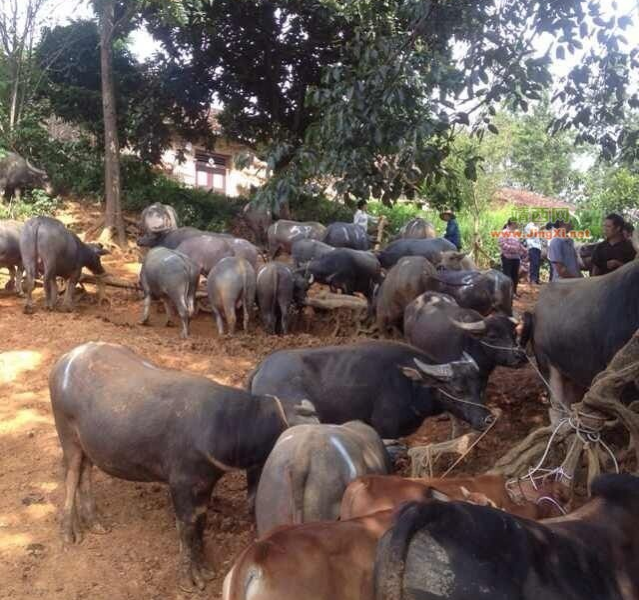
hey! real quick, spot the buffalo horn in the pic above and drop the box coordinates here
[450,318,486,333]
[413,358,453,380]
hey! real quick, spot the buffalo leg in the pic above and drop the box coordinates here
[211,307,225,335]
[23,267,36,313]
[163,299,176,327]
[15,267,23,296]
[226,304,237,335]
[176,302,190,339]
[62,271,81,311]
[76,457,108,534]
[43,271,58,310]
[279,302,290,334]
[242,302,250,333]
[61,445,84,544]
[170,480,217,593]
[245,466,263,514]
[140,295,152,325]
[4,266,15,291]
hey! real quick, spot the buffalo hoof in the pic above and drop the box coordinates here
[60,305,73,314]
[23,304,34,315]
[4,280,15,291]
[178,561,215,593]
[61,519,83,546]
[139,319,150,327]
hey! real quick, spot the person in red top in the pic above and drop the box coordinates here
[499,218,527,296]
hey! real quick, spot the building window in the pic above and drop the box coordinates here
[195,152,228,193]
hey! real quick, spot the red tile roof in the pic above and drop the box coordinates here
[493,187,575,210]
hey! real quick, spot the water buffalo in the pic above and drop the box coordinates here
[522,260,639,410]
[0,219,23,294]
[424,268,513,316]
[207,256,256,335]
[404,292,525,394]
[49,341,302,593]
[139,202,178,239]
[377,238,457,269]
[137,226,203,248]
[374,256,437,336]
[0,151,52,200]
[307,248,382,303]
[323,222,370,250]
[439,250,478,271]
[256,262,308,334]
[575,241,598,273]
[20,216,107,313]
[217,236,259,270]
[291,238,334,268]
[139,247,200,338]
[373,474,639,600]
[255,421,391,536]
[175,235,233,276]
[267,220,326,258]
[248,340,495,437]
[397,217,436,239]
[242,201,272,246]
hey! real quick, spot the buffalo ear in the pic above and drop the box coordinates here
[400,366,422,382]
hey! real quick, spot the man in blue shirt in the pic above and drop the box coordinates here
[440,209,461,250]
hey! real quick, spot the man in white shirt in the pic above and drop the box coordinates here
[524,221,543,284]
[353,200,378,232]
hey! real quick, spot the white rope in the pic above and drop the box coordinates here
[525,354,569,415]
[479,340,522,352]
[437,388,493,413]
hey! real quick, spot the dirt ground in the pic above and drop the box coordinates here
[0,203,548,600]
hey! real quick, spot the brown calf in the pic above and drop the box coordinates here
[340,473,565,521]
[222,510,394,600]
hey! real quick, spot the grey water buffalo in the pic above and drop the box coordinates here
[424,268,513,316]
[175,235,233,276]
[0,219,23,294]
[137,225,203,249]
[20,216,107,313]
[256,262,308,334]
[575,241,598,273]
[242,201,272,246]
[248,340,495,438]
[307,248,382,302]
[374,474,639,600]
[397,217,436,239]
[139,202,178,239]
[323,222,370,250]
[522,260,639,409]
[267,220,326,258]
[374,256,437,336]
[255,421,391,536]
[291,238,334,268]
[439,250,478,271]
[139,247,200,338]
[0,151,52,200]
[404,292,525,393]
[218,236,259,270]
[207,256,256,335]
[49,341,299,593]
[377,238,457,269]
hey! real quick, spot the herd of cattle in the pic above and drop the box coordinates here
[3,194,639,599]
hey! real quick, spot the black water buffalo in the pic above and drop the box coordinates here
[374,256,436,336]
[139,202,178,238]
[291,238,334,268]
[49,342,308,593]
[20,216,107,313]
[424,269,513,316]
[242,201,272,246]
[397,217,436,239]
[378,238,457,269]
[248,341,495,437]
[207,256,256,335]
[137,226,203,248]
[0,219,23,294]
[0,151,52,200]
[255,421,391,536]
[405,292,525,393]
[256,262,308,334]
[323,222,370,250]
[175,235,234,276]
[139,247,200,338]
[374,474,639,600]
[267,220,326,258]
[523,260,639,409]
[307,248,382,302]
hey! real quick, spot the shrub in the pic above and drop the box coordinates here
[0,188,61,220]
[291,193,353,224]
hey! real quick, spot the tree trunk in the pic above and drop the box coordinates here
[99,0,126,248]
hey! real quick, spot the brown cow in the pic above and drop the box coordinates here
[340,473,567,521]
[222,510,395,600]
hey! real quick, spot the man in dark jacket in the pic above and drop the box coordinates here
[440,209,461,250]
[591,213,636,276]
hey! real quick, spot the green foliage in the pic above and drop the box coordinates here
[0,189,61,220]
[291,194,353,225]
[368,201,426,234]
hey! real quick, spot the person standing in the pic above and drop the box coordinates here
[524,220,542,284]
[498,218,526,296]
[547,219,582,280]
[591,213,636,276]
[440,209,461,250]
